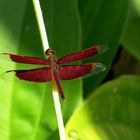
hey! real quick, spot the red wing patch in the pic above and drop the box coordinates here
[4,67,52,82]
[58,63,106,80]
[58,45,108,64]
[2,53,49,65]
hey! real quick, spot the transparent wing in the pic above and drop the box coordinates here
[58,63,106,80]
[58,45,108,64]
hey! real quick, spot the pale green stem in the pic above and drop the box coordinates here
[32,0,49,52]
[32,0,66,140]
[53,91,66,140]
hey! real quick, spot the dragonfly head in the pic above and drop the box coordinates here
[45,48,55,56]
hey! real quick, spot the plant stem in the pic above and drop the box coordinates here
[51,77,66,140]
[32,0,66,139]
[32,0,49,52]
[52,92,66,140]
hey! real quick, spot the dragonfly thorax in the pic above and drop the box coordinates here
[49,57,58,71]
[46,49,58,71]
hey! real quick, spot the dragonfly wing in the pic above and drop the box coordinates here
[58,45,108,64]
[1,53,49,65]
[2,67,52,82]
[58,63,106,80]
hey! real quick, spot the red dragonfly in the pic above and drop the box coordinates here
[2,45,107,99]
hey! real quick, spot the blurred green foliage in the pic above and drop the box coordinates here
[121,0,140,61]
[66,76,140,140]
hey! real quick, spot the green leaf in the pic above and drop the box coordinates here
[80,0,130,96]
[66,75,140,140]
[121,0,140,61]
[0,0,130,140]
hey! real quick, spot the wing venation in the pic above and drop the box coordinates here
[58,63,106,80]
[2,67,52,82]
[1,53,49,65]
[58,45,108,64]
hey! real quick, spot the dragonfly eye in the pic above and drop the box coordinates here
[45,48,55,55]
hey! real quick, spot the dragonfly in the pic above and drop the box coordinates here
[2,45,108,99]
